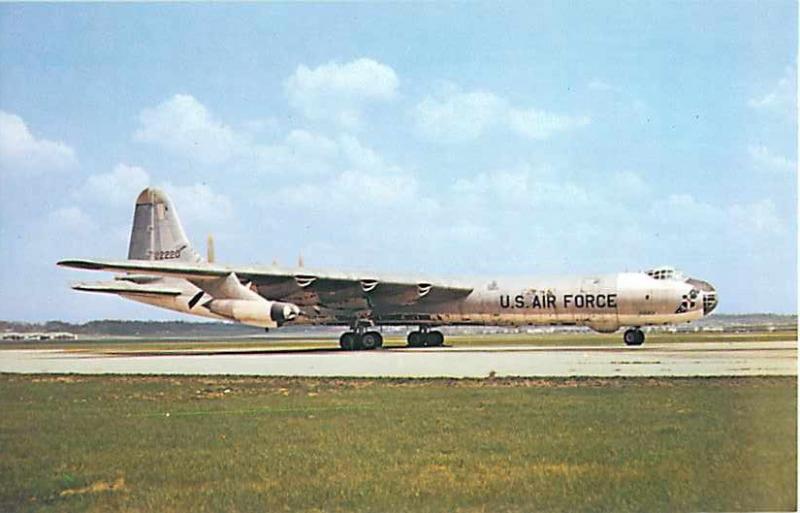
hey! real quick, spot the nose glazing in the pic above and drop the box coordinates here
[685,277,717,315]
[702,287,718,315]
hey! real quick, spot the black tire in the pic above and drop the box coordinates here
[340,332,357,350]
[407,331,423,347]
[361,331,382,350]
[623,328,644,346]
[426,330,444,347]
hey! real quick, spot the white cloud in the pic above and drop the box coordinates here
[241,117,280,136]
[654,193,717,221]
[412,86,589,142]
[652,193,787,240]
[247,129,402,178]
[244,131,338,177]
[337,169,419,204]
[0,111,77,173]
[453,167,530,203]
[135,94,383,178]
[285,129,339,159]
[748,66,796,113]
[338,134,401,174]
[587,79,617,92]
[134,94,242,164]
[507,108,590,140]
[285,58,399,127]
[729,199,785,237]
[452,163,592,209]
[748,144,796,174]
[47,206,95,234]
[413,90,506,142]
[275,139,420,209]
[160,182,233,224]
[248,130,405,180]
[610,171,649,196]
[79,163,151,206]
[448,221,492,242]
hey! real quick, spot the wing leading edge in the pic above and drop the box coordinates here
[71,281,183,296]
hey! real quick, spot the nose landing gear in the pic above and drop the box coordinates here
[623,328,645,346]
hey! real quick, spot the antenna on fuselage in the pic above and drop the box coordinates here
[206,234,215,263]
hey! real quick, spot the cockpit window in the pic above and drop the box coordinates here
[645,266,683,281]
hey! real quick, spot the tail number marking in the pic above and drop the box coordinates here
[148,244,187,260]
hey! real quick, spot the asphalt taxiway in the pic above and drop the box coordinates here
[0,340,795,377]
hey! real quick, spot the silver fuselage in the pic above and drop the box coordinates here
[123,270,714,333]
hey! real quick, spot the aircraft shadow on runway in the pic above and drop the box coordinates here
[99,345,431,358]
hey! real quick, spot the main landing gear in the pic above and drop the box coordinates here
[338,326,446,350]
[407,327,445,347]
[623,328,645,346]
[339,329,383,350]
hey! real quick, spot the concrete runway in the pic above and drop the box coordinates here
[0,340,795,377]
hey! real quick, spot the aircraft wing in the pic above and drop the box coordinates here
[58,258,473,309]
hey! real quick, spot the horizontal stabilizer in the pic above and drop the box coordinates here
[59,258,225,280]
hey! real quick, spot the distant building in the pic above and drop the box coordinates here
[52,332,78,340]
[1,332,77,341]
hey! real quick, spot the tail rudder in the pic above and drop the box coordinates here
[128,188,202,263]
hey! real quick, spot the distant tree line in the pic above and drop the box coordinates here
[0,320,264,337]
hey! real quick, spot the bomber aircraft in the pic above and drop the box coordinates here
[59,188,718,349]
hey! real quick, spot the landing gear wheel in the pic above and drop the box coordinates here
[361,331,383,350]
[407,331,424,347]
[623,329,636,345]
[426,330,444,347]
[623,328,645,346]
[340,332,358,350]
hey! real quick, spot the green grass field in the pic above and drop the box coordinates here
[0,375,795,512]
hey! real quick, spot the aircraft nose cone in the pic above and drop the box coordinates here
[685,277,718,315]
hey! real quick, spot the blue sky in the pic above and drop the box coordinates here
[0,2,796,321]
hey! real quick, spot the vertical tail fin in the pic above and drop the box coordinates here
[128,188,202,263]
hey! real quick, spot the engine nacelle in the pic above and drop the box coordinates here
[208,299,300,328]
